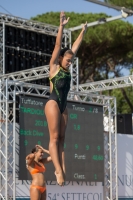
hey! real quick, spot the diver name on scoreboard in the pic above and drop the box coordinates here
[75,154,86,159]
[20,129,44,136]
[72,105,85,111]
[74,173,86,179]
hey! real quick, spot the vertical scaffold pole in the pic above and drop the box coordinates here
[3,22,5,74]
[13,86,16,199]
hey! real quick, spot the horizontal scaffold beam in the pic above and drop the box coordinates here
[0,58,78,82]
[69,14,126,31]
[79,75,133,93]
[0,65,50,81]
[0,12,71,36]
[1,80,114,105]
[1,66,132,94]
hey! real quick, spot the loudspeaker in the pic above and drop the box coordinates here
[117,114,132,134]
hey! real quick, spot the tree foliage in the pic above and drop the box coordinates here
[103,70,133,114]
[103,87,133,114]
[31,12,133,113]
[32,12,133,81]
[104,0,133,9]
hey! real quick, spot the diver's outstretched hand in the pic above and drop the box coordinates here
[60,11,69,26]
[82,21,88,34]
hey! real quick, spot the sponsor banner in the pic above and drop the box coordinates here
[117,134,133,198]
[16,180,103,200]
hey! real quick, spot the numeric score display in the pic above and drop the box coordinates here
[19,95,104,182]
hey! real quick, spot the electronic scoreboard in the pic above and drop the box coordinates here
[19,95,104,182]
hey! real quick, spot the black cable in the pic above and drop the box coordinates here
[0,4,12,15]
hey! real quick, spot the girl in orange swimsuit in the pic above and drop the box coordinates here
[26,145,52,200]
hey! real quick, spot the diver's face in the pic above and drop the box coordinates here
[60,53,73,69]
[35,149,44,160]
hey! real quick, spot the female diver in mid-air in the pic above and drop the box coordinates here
[45,11,87,186]
[26,145,51,200]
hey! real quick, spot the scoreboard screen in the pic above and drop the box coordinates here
[19,95,104,182]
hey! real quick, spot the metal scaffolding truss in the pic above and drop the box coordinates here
[0,11,118,200]
[0,65,50,82]
[70,57,79,91]
[0,57,79,90]
[0,14,71,74]
[0,80,16,200]
[0,12,71,37]
[79,75,133,93]
[0,79,117,200]
[0,14,78,89]
[0,23,4,74]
